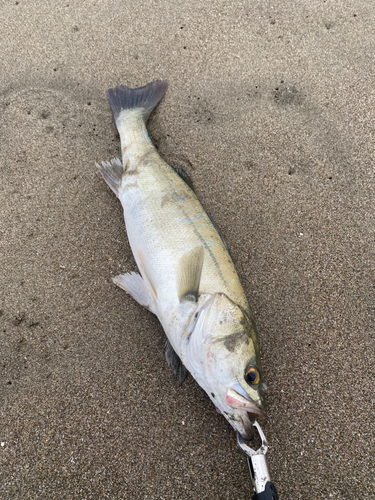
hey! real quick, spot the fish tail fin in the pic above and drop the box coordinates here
[101,82,168,193]
[107,81,168,126]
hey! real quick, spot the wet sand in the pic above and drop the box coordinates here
[1,1,374,499]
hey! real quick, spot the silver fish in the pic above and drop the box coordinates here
[97,81,265,439]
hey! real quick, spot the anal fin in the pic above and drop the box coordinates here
[96,158,123,196]
[113,272,157,314]
[165,339,188,385]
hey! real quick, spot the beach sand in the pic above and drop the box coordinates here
[1,1,374,498]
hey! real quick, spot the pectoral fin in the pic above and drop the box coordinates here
[113,272,157,314]
[177,246,204,302]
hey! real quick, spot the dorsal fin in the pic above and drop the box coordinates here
[173,166,195,192]
[172,165,232,257]
[207,213,232,259]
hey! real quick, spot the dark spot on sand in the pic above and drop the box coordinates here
[13,315,25,326]
[274,85,302,106]
[211,393,215,398]
[324,20,334,29]
[41,111,50,119]
[16,337,27,351]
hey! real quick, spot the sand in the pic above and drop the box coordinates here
[0,1,374,499]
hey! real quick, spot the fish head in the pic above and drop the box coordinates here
[187,293,265,439]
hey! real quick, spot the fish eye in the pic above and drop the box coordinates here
[245,366,260,385]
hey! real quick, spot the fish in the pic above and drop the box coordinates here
[96,81,265,439]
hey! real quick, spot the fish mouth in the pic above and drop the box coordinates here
[225,387,264,417]
[225,386,264,439]
[237,413,257,440]
[224,386,263,437]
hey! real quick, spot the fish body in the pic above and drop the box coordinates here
[97,81,264,438]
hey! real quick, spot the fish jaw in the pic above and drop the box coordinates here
[225,387,264,416]
[227,410,257,440]
[224,387,264,439]
[180,293,265,438]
